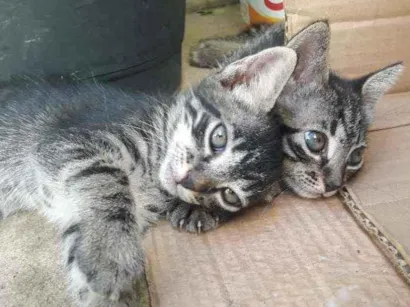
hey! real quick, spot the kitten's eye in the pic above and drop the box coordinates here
[305,131,327,153]
[348,148,364,166]
[210,124,227,152]
[222,188,240,206]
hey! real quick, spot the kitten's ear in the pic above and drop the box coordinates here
[361,62,404,104]
[358,62,404,123]
[215,46,297,113]
[286,21,330,84]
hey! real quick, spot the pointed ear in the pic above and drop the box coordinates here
[215,46,297,113]
[359,62,404,123]
[286,21,330,85]
[361,62,404,104]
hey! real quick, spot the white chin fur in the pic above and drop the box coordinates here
[159,161,178,196]
[322,190,338,198]
[295,190,322,199]
[293,188,338,199]
[286,178,322,199]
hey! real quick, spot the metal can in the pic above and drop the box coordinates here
[240,0,285,25]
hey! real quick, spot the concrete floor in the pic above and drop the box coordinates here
[0,5,243,307]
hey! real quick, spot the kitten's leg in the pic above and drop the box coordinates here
[189,38,245,68]
[167,202,233,234]
[62,171,146,307]
[189,25,270,68]
[189,23,284,68]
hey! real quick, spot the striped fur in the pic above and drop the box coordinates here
[188,21,403,200]
[0,46,296,306]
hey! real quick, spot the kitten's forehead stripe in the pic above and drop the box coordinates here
[192,113,211,141]
[194,91,221,118]
[186,101,198,119]
[282,124,302,134]
[330,120,338,136]
[194,112,210,131]
[337,108,351,139]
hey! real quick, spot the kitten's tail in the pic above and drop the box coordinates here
[189,22,285,68]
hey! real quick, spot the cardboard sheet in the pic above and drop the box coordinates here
[344,124,410,282]
[286,0,410,22]
[371,92,410,131]
[144,194,410,306]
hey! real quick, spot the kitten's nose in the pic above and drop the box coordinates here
[324,181,341,192]
[178,171,214,193]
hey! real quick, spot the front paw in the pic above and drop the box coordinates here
[167,202,229,234]
[189,39,226,68]
[75,244,143,301]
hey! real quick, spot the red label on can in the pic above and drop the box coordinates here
[264,0,284,11]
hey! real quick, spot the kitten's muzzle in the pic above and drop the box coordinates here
[324,177,343,193]
[177,171,216,193]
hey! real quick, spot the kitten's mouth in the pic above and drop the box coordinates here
[289,184,339,199]
[176,185,200,205]
[322,190,338,198]
[286,175,341,199]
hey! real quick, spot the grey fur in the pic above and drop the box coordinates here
[275,22,403,198]
[0,47,296,306]
[176,21,403,231]
[189,23,284,68]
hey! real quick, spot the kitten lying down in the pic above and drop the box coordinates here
[168,21,404,233]
[0,47,296,306]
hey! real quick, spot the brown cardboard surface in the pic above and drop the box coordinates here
[346,125,410,274]
[144,194,410,306]
[349,126,410,206]
[365,199,410,258]
[371,92,410,131]
[340,187,410,284]
[287,15,410,94]
[286,0,410,22]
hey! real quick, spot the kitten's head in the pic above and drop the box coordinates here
[276,21,404,198]
[160,47,297,211]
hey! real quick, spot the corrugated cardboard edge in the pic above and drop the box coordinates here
[339,186,410,284]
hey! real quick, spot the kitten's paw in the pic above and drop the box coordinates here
[189,39,227,68]
[75,248,143,302]
[167,202,227,234]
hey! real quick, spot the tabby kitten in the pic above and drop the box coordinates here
[0,47,296,307]
[168,21,403,232]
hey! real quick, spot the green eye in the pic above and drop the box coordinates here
[348,148,364,166]
[222,188,240,206]
[210,124,227,153]
[305,130,327,153]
